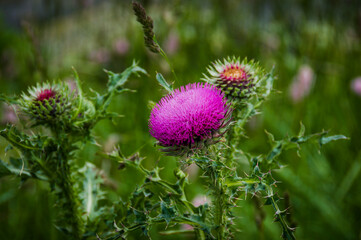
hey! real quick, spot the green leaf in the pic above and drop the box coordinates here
[319,134,348,147]
[160,201,176,224]
[0,160,12,177]
[0,94,18,104]
[264,130,275,145]
[94,61,147,115]
[147,100,157,110]
[156,72,173,93]
[159,229,194,235]
[0,159,31,178]
[105,61,147,93]
[5,145,13,153]
[79,162,105,221]
[262,66,275,98]
[298,122,305,137]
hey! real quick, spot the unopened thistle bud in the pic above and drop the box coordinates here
[203,57,265,99]
[149,83,232,156]
[20,82,75,125]
[132,1,161,53]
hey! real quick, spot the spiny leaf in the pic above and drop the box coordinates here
[105,61,147,93]
[0,93,18,104]
[5,145,13,153]
[0,159,31,178]
[319,134,348,147]
[160,201,176,224]
[79,162,105,221]
[156,72,173,93]
[262,65,275,98]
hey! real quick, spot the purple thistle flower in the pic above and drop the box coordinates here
[149,83,231,150]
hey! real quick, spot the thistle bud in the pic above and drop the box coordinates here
[19,82,75,125]
[203,57,265,100]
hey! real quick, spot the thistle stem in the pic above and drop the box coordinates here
[266,186,295,240]
[57,164,84,239]
[55,139,84,240]
[208,167,226,240]
[214,182,225,240]
[159,46,179,83]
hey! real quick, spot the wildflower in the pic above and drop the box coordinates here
[192,195,210,207]
[351,77,361,96]
[89,48,110,64]
[289,65,315,103]
[164,31,179,55]
[1,104,18,124]
[149,83,231,155]
[19,82,74,125]
[185,163,200,180]
[113,39,130,56]
[181,194,210,231]
[203,57,264,99]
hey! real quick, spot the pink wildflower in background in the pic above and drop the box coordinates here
[192,195,210,207]
[89,48,110,64]
[185,163,200,180]
[1,104,18,124]
[289,65,315,103]
[164,32,179,55]
[182,195,210,231]
[113,39,130,56]
[351,77,361,96]
[149,83,230,147]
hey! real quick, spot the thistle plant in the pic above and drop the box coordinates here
[0,3,348,240]
[94,3,347,240]
[0,62,147,239]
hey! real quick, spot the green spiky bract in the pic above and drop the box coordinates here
[19,82,76,129]
[203,56,268,100]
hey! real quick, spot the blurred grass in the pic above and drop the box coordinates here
[0,0,361,239]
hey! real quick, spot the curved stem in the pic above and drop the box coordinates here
[266,186,296,240]
[159,48,178,83]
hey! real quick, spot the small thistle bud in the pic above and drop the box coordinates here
[149,83,232,156]
[20,82,75,125]
[132,1,161,53]
[203,57,265,99]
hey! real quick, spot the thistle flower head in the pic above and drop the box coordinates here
[203,57,265,99]
[20,82,75,125]
[36,88,57,101]
[149,83,231,155]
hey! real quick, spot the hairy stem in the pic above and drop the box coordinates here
[215,182,225,239]
[55,139,84,240]
[58,159,84,239]
[208,166,227,240]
